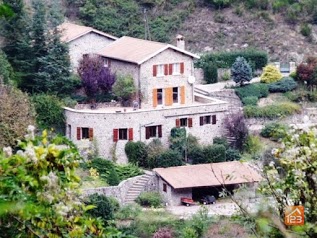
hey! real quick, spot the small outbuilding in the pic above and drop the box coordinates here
[153,161,262,206]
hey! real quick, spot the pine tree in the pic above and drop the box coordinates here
[231,56,252,86]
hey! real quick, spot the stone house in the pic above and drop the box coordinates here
[64,36,229,163]
[154,161,262,206]
[58,22,117,70]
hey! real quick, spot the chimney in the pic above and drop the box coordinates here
[176,34,185,50]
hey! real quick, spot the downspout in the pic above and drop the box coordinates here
[138,64,142,109]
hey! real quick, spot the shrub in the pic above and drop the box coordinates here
[300,23,312,37]
[146,139,165,169]
[260,122,288,141]
[224,112,249,151]
[260,64,283,83]
[203,144,226,163]
[107,167,120,186]
[241,96,258,105]
[115,204,142,220]
[155,149,183,168]
[170,127,187,156]
[189,145,206,164]
[213,137,229,149]
[289,71,297,79]
[86,194,119,224]
[135,192,162,208]
[231,57,252,85]
[89,157,114,180]
[235,83,269,99]
[244,102,301,119]
[244,135,262,155]
[225,148,241,161]
[268,77,298,93]
[112,74,136,103]
[115,163,143,181]
[204,63,218,84]
[125,141,148,167]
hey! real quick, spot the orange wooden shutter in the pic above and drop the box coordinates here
[169,64,173,75]
[165,87,173,106]
[176,119,180,128]
[180,62,184,74]
[89,128,93,141]
[153,65,157,76]
[212,115,217,124]
[158,125,162,138]
[77,127,81,140]
[180,86,185,104]
[188,118,193,128]
[164,64,168,75]
[128,128,133,141]
[153,89,158,107]
[113,129,119,142]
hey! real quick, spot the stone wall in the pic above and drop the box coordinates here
[194,68,205,85]
[68,32,115,70]
[65,100,228,164]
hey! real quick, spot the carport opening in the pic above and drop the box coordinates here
[192,185,237,201]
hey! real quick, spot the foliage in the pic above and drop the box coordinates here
[135,192,162,208]
[188,145,205,164]
[212,0,232,8]
[225,148,241,161]
[115,204,142,220]
[203,63,218,84]
[108,167,120,186]
[243,135,262,155]
[31,94,65,132]
[213,136,229,149]
[268,76,298,93]
[155,149,183,168]
[112,74,136,103]
[260,122,288,141]
[244,102,301,119]
[125,141,148,167]
[152,228,173,238]
[0,128,123,237]
[258,128,317,237]
[0,85,35,148]
[204,144,226,163]
[231,57,252,85]
[86,194,119,225]
[260,64,283,83]
[235,83,269,100]
[0,50,14,84]
[169,127,187,156]
[115,163,143,181]
[224,112,249,151]
[184,207,210,238]
[296,57,317,86]
[300,23,312,37]
[241,96,258,105]
[78,55,116,99]
[146,139,165,169]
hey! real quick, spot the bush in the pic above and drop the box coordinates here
[244,135,262,155]
[107,167,120,186]
[203,144,226,163]
[125,141,148,167]
[170,127,187,156]
[155,149,183,168]
[268,77,298,93]
[152,228,173,238]
[189,145,206,164]
[89,157,114,180]
[115,163,143,181]
[300,23,312,37]
[135,192,162,208]
[204,63,218,84]
[244,102,301,119]
[225,148,241,161]
[112,74,136,103]
[260,65,283,83]
[260,122,288,141]
[231,56,252,85]
[146,139,165,169]
[235,83,269,100]
[86,194,119,224]
[241,96,258,105]
[115,204,142,220]
[213,137,229,149]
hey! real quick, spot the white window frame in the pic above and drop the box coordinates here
[173,63,181,75]
[172,87,179,104]
[157,64,164,76]
[157,88,164,105]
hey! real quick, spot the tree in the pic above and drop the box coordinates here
[78,55,116,99]
[223,112,248,151]
[258,127,317,237]
[155,149,183,168]
[0,129,115,237]
[231,56,252,85]
[0,50,14,84]
[112,74,136,104]
[297,56,317,87]
[0,84,35,148]
[260,64,283,83]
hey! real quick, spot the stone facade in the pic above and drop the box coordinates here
[68,32,115,70]
[157,175,192,206]
[65,98,228,164]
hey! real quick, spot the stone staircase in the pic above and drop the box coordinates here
[124,173,153,204]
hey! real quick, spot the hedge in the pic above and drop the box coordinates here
[268,77,298,93]
[241,96,258,105]
[235,83,269,100]
[260,122,288,141]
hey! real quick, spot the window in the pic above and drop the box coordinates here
[67,124,71,139]
[176,118,192,128]
[119,128,128,140]
[173,63,180,74]
[173,87,178,103]
[103,58,110,67]
[200,115,216,126]
[157,89,163,105]
[180,118,187,127]
[146,125,162,139]
[163,183,167,192]
[77,127,93,141]
[157,64,164,76]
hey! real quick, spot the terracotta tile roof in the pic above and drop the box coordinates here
[58,22,117,43]
[98,36,199,65]
[153,161,262,189]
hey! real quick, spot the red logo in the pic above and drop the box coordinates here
[284,206,304,226]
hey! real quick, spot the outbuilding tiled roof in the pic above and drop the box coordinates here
[153,161,262,189]
[98,36,199,65]
[58,22,118,43]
